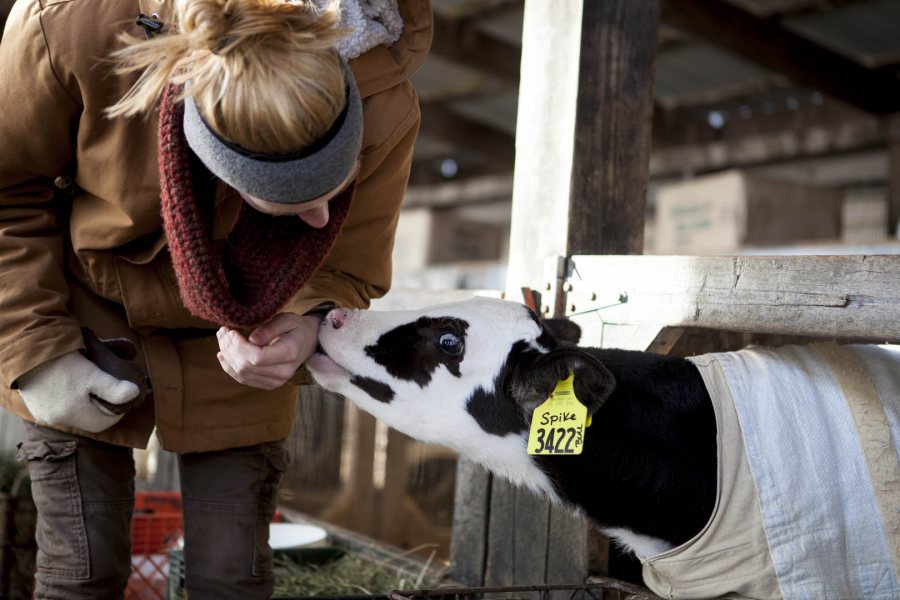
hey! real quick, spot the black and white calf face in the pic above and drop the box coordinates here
[306,298,541,442]
[306,297,615,495]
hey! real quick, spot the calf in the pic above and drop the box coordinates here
[305,297,899,600]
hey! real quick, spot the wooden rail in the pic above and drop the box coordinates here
[561,254,900,341]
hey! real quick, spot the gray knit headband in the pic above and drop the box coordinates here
[183,61,362,204]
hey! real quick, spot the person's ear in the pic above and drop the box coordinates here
[509,347,615,415]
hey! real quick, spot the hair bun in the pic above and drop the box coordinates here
[177,0,230,53]
[106,0,347,129]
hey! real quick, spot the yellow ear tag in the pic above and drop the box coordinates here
[527,372,590,455]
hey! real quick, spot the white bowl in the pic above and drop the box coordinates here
[268,523,328,550]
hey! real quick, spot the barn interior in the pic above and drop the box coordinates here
[394,0,900,293]
[277,0,900,590]
[1,0,899,597]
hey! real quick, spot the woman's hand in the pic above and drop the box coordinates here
[216,312,322,390]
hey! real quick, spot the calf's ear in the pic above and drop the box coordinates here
[541,318,582,344]
[510,347,615,415]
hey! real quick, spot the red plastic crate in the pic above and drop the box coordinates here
[127,492,183,600]
[125,491,283,600]
[132,491,183,555]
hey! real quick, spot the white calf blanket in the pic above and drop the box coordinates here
[642,343,900,600]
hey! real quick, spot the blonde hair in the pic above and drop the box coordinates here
[106,0,348,154]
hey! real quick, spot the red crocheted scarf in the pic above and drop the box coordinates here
[158,84,354,328]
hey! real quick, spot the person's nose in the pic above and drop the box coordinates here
[298,203,329,229]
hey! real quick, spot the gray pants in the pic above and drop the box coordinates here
[16,424,287,600]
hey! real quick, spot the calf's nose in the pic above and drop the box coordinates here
[328,309,348,329]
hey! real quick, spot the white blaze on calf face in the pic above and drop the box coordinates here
[305,297,560,497]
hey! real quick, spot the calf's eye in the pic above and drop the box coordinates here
[438,333,464,357]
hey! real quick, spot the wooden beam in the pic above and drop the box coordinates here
[482,478,516,586]
[454,0,589,588]
[569,1,659,255]
[650,114,885,178]
[645,327,687,355]
[449,459,491,585]
[476,0,660,590]
[370,289,496,311]
[652,88,857,148]
[546,507,589,597]
[419,103,515,171]
[724,0,830,18]
[408,156,513,187]
[430,9,521,84]
[318,405,379,537]
[419,103,515,158]
[512,492,550,595]
[563,255,900,341]
[0,0,14,40]
[404,174,513,210]
[662,0,900,115]
[410,107,887,186]
[378,428,410,545]
[889,124,900,237]
[412,110,887,190]
[412,55,504,105]
[409,153,512,188]
[432,0,521,21]
[409,102,516,186]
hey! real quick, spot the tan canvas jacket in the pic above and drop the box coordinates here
[0,0,432,452]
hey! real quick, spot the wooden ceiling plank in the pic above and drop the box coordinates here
[649,114,886,178]
[722,0,823,18]
[430,9,521,84]
[410,103,516,185]
[663,0,900,115]
[419,102,515,167]
[432,0,519,20]
[404,174,514,210]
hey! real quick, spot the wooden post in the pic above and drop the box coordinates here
[449,459,491,585]
[889,125,900,238]
[504,0,583,299]
[379,428,411,545]
[319,405,379,537]
[568,1,659,256]
[451,0,660,590]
